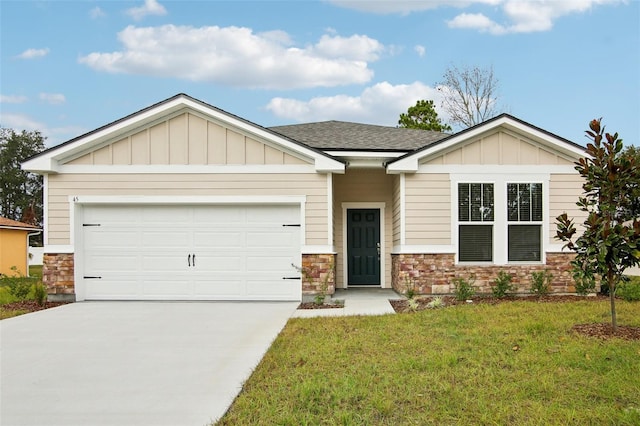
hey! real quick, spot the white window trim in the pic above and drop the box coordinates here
[451,173,549,265]
[341,202,386,289]
[506,182,544,263]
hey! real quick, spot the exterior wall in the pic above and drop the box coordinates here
[0,229,29,276]
[392,174,401,247]
[404,173,451,246]
[392,252,577,295]
[333,169,394,288]
[46,173,328,246]
[65,113,308,166]
[549,173,586,244]
[423,130,576,166]
[301,253,336,296]
[43,253,74,301]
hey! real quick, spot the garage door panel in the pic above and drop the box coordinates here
[195,255,243,272]
[193,279,243,297]
[85,230,139,248]
[85,254,139,272]
[142,231,190,247]
[246,279,299,298]
[82,204,301,301]
[142,280,192,296]
[193,232,243,248]
[85,279,141,299]
[142,255,189,271]
[246,256,296,272]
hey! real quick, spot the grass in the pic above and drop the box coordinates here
[0,264,44,319]
[218,300,640,425]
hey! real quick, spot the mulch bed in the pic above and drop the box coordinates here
[298,302,344,310]
[1,300,70,314]
[390,295,640,341]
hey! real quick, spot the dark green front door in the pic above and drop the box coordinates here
[347,209,381,286]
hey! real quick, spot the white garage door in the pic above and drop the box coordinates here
[81,204,302,301]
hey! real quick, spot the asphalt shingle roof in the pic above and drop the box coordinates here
[0,217,40,230]
[269,121,450,151]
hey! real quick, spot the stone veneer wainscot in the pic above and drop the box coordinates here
[43,253,75,301]
[301,253,336,296]
[392,253,577,295]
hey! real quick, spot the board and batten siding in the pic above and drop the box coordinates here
[403,173,451,246]
[66,112,308,166]
[422,130,576,166]
[46,173,328,246]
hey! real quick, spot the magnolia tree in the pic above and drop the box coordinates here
[556,119,640,331]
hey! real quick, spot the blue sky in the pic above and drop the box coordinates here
[1,0,638,148]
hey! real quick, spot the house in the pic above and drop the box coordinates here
[0,217,41,277]
[22,94,587,302]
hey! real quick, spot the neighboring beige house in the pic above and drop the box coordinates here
[22,94,587,302]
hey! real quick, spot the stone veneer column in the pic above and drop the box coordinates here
[43,253,75,302]
[392,252,577,295]
[301,254,336,297]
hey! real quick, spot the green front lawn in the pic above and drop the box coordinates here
[218,300,640,425]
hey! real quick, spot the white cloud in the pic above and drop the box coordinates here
[414,45,426,57]
[331,0,625,34]
[329,0,501,14]
[265,81,446,125]
[16,48,50,59]
[0,113,85,147]
[0,94,28,104]
[79,25,384,89]
[39,93,66,105]
[90,6,106,19]
[125,0,167,21]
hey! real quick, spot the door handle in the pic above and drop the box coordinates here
[192,253,196,267]
[188,254,191,267]
[376,242,381,256]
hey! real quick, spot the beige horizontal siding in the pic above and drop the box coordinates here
[549,173,586,245]
[47,173,328,246]
[423,130,576,166]
[65,112,310,167]
[404,173,451,246]
[392,174,401,247]
[333,169,394,288]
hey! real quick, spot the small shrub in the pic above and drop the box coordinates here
[407,298,419,312]
[452,275,475,301]
[426,296,445,309]
[617,276,640,301]
[530,270,553,296]
[573,268,597,295]
[1,267,36,300]
[404,277,417,299]
[492,271,514,298]
[33,283,47,306]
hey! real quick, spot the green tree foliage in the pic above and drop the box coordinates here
[556,119,640,331]
[398,99,452,132]
[0,128,46,228]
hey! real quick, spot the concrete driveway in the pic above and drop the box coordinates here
[1,301,298,426]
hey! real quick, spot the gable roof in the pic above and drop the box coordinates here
[269,121,449,151]
[0,217,40,231]
[387,113,587,173]
[22,94,345,174]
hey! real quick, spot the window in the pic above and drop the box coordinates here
[458,183,494,262]
[507,183,543,262]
